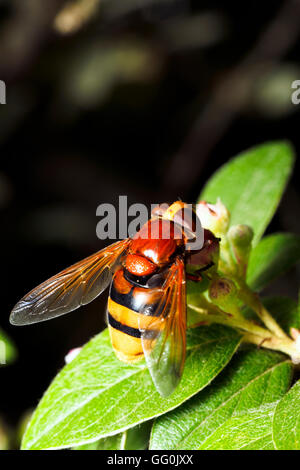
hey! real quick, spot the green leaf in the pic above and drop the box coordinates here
[199,141,294,245]
[123,421,152,450]
[263,297,300,333]
[74,420,152,450]
[247,233,300,291]
[243,296,300,334]
[22,325,241,450]
[74,433,124,450]
[74,421,152,450]
[199,404,276,450]
[150,349,292,450]
[273,380,300,450]
[0,328,17,365]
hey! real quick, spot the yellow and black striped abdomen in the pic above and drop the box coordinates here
[107,298,144,363]
[107,268,161,363]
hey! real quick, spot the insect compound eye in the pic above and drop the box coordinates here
[187,229,219,268]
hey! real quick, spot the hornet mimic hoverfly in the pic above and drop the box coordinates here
[10,201,218,396]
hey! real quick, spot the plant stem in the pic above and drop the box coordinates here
[188,303,300,362]
[218,235,290,341]
[237,279,289,340]
[188,304,272,338]
[242,333,300,360]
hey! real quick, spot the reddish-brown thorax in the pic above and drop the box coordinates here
[125,254,156,276]
[128,218,184,272]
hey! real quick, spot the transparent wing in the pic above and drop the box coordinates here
[138,256,186,397]
[10,239,131,325]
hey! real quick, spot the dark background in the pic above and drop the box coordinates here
[0,0,300,446]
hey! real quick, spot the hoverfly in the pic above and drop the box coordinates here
[10,201,214,397]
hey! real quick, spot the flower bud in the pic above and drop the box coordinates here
[227,224,253,277]
[290,327,300,341]
[209,277,238,313]
[187,229,219,274]
[65,347,82,364]
[228,224,253,248]
[290,329,300,364]
[196,199,230,238]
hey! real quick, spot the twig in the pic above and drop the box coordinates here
[237,279,290,341]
